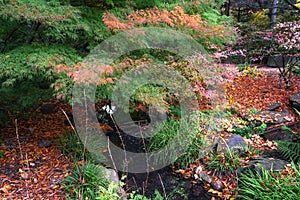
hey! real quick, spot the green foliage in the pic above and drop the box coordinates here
[96,181,125,200]
[183,0,227,24]
[295,108,300,117]
[276,140,300,163]
[0,44,81,105]
[107,0,182,9]
[61,162,113,200]
[237,62,249,71]
[147,111,207,168]
[0,0,110,50]
[248,108,258,115]
[281,125,295,134]
[234,122,267,139]
[0,0,78,49]
[0,44,80,86]
[237,63,263,77]
[0,139,3,158]
[0,83,52,111]
[131,0,157,9]
[128,190,164,200]
[0,82,53,127]
[237,162,300,200]
[205,150,242,173]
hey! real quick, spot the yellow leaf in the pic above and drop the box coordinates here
[208,189,214,193]
[52,185,60,189]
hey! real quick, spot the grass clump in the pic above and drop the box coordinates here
[147,111,207,168]
[58,131,93,163]
[237,162,300,200]
[205,150,242,174]
[61,162,113,200]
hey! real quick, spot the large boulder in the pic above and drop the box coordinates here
[290,93,300,111]
[211,134,247,153]
[249,110,293,126]
[250,158,288,171]
[238,157,289,176]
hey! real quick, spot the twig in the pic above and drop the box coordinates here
[139,121,149,197]
[107,137,117,171]
[218,136,233,158]
[61,109,76,134]
[15,119,24,161]
[109,113,128,173]
[15,119,29,198]
[158,173,167,199]
[82,89,88,164]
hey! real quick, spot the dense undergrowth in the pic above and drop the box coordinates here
[1,0,300,199]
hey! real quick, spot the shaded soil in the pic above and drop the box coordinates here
[123,165,213,200]
[106,128,217,199]
[0,100,73,199]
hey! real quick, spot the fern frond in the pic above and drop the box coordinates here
[276,140,300,163]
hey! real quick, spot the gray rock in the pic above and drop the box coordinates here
[38,140,52,148]
[290,93,300,111]
[103,168,127,199]
[212,134,247,153]
[268,103,281,111]
[198,171,212,183]
[263,129,294,142]
[210,180,224,191]
[250,110,293,125]
[249,157,289,172]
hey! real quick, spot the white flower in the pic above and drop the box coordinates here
[102,105,116,115]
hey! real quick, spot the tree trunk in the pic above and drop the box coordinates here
[270,0,278,29]
[225,0,230,16]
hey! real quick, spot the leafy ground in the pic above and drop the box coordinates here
[0,100,73,199]
[0,65,299,199]
[225,65,300,119]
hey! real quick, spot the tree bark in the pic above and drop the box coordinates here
[225,0,231,16]
[270,0,278,29]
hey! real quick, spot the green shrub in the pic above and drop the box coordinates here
[234,122,266,139]
[147,111,207,168]
[237,162,300,200]
[128,189,164,200]
[61,162,114,200]
[0,81,53,127]
[0,44,80,86]
[0,0,110,50]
